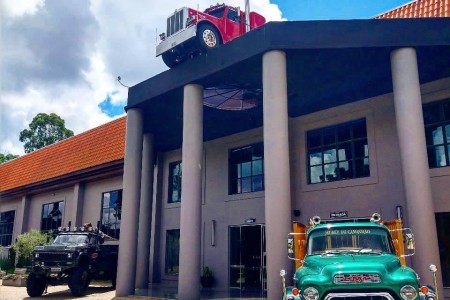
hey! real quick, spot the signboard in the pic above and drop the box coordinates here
[330,211,348,218]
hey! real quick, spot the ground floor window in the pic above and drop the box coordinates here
[436,212,450,287]
[101,190,122,239]
[41,201,64,232]
[165,229,180,275]
[0,210,15,246]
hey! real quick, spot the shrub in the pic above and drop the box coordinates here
[11,230,49,268]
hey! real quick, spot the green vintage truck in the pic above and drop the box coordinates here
[283,213,437,300]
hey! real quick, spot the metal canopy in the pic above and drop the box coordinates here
[128,18,450,152]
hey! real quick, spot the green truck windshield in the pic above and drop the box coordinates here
[307,227,395,255]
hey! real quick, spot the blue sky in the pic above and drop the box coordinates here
[2,0,416,154]
[98,0,414,117]
[273,0,412,20]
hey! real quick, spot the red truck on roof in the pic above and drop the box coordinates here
[156,2,266,68]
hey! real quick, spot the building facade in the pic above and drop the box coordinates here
[1,13,450,300]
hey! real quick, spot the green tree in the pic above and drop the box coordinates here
[12,230,50,267]
[0,153,19,164]
[19,113,74,153]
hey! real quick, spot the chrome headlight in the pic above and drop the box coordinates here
[34,253,39,258]
[400,285,417,300]
[303,287,319,300]
[67,253,73,258]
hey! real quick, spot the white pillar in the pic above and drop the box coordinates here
[391,47,444,292]
[136,133,155,289]
[116,109,144,297]
[262,50,293,299]
[178,84,203,300]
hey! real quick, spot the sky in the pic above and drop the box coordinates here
[0,0,412,155]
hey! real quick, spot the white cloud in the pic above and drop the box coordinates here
[1,0,283,155]
[1,0,45,18]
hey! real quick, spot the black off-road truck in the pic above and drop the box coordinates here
[26,225,119,297]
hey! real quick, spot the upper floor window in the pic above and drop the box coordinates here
[168,161,182,203]
[101,190,122,239]
[41,201,64,232]
[307,119,370,184]
[0,210,15,246]
[229,142,264,194]
[423,99,450,168]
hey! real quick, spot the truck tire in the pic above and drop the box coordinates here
[26,273,46,297]
[162,52,178,68]
[197,24,221,51]
[68,267,90,296]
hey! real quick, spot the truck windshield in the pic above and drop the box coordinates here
[206,7,225,18]
[54,234,89,245]
[307,227,394,255]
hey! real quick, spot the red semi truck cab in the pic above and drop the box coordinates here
[156,3,266,68]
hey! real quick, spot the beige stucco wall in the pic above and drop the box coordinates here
[27,187,73,231]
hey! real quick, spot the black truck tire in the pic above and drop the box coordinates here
[162,52,178,68]
[26,273,46,297]
[68,267,90,296]
[197,24,221,51]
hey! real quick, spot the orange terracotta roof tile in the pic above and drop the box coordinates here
[376,0,450,18]
[0,117,126,193]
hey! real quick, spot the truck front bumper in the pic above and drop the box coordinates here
[156,25,197,56]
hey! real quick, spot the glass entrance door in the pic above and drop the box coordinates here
[229,224,266,291]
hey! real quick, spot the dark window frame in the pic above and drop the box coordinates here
[165,229,180,275]
[306,118,370,184]
[100,189,122,239]
[40,201,65,232]
[0,210,15,246]
[228,142,264,195]
[423,99,450,168]
[168,161,182,203]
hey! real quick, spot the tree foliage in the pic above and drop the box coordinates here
[0,153,19,164]
[19,113,74,153]
[12,230,50,267]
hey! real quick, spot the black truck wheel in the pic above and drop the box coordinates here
[68,267,90,296]
[197,24,221,51]
[26,273,46,297]
[162,52,178,68]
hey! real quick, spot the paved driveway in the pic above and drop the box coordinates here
[0,280,116,300]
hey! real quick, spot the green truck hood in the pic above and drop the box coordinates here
[296,253,419,295]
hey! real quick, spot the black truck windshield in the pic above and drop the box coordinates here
[307,227,394,255]
[54,234,89,245]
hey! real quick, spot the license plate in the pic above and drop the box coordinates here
[334,274,380,284]
[50,267,61,273]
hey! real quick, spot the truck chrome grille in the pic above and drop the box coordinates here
[324,292,396,300]
[167,9,185,37]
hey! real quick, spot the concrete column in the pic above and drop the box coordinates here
[149,154,164,282]
[136,133,155,289]
[116,109,144,297]
[391,47,444,291]
[262,50,293,299]
[178,84,203,300]
[68,183,84,227]
[14,195,30,237]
